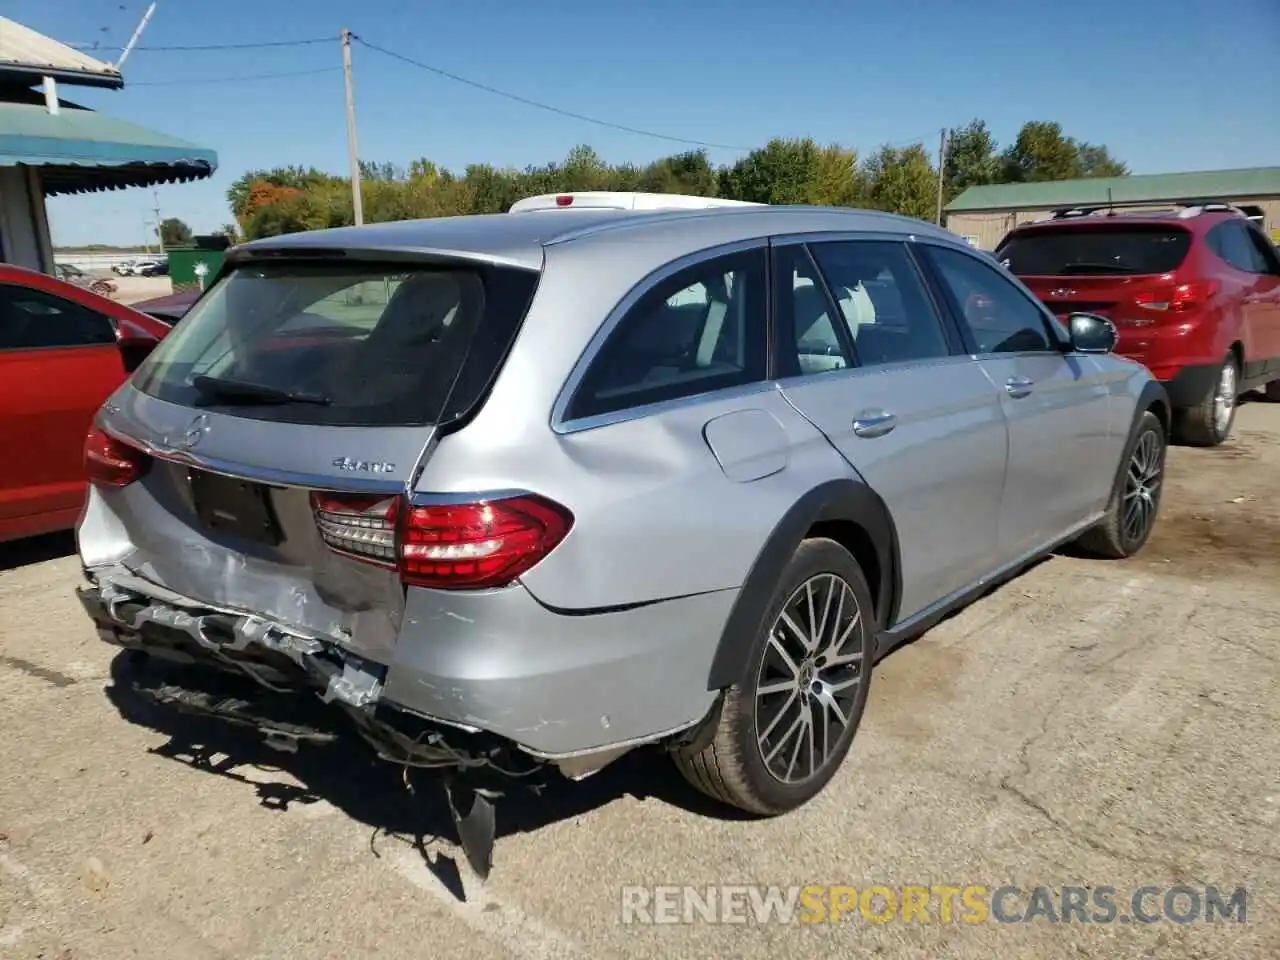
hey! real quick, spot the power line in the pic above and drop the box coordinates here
[137,36,332,51]
[73,37,332,52]
[352,35,750,153]
[129,66,342,86]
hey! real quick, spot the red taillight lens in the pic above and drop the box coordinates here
[1170,280,1216,312]
[400,495,573,589]
[309,492,574,589]
[1135,280,1216,313]
[309,493,400,567]
[555,194,574,207]
[84,426,149,487]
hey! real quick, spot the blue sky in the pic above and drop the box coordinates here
[13,0,1279,247]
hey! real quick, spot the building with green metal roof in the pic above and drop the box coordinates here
[0,15,218,273]
[944,167,1280,250]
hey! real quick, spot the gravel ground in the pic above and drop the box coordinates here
[1,401,1277,960]
[106,276,174,305]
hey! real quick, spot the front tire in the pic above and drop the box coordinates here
[1174,353,1238,446]
[673,538,875,815]
[1076,410,1166,559]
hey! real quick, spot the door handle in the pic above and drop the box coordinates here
[852,410,897,438]
[1004,377,1034,398]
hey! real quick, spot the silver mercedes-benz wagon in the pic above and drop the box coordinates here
[75,197,1169,876]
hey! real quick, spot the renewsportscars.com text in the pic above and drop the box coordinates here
[619,884,1248,925]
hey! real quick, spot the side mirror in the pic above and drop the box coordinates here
[1066,312,1118,354]
[113,318,159,373]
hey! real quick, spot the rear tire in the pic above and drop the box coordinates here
[1173,353,1238,446]
[672,538,875,815]
[1076,410,1166,559]
[1263,379,1280,403]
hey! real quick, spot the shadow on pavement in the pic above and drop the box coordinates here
[0,531,76,572]
[103,650,751,899]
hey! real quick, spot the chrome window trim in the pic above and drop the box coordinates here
[550,236,770,435]
[769,228,959,248]
[554,379,781,435]
[770,351,983,391]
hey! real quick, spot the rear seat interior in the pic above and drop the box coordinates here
[590,273,748,402]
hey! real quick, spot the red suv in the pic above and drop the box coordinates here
[995,204,1280,445]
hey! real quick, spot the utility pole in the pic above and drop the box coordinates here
[935,127,948,227]
[341,28,364,226]
[152,186,164,255]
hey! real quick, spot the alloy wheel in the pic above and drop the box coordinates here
[1213,362,1237,436]
[754,574,865,784]
[1123,429,1164,545]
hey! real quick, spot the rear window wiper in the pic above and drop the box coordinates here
[191,374,332,406]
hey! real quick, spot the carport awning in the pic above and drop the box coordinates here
[0,98,217,196]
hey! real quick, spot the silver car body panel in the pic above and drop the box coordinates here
[78,204,1162,759]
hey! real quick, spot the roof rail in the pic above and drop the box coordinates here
[1048,198,1246,220]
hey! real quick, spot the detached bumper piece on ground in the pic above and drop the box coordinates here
[78,578,531,880]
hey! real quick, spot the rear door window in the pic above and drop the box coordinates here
[564,247,768,420]
[130,261,538,427]
[774,244,853,377]
[808,240,956,367]
[0,284,117,350]
[997,226,1193,276]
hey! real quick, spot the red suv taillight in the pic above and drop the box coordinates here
[309,492,573,590]
[84,426,149,487]
[1135,280,1217,313]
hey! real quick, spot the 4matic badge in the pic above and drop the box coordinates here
[332,457,397,474]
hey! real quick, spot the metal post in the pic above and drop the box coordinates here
[42,76,60,115]
[935,128,947,226]
[113,2,157,70]
[341,28,364,226]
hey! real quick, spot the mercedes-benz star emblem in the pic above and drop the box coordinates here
[176,414,210,451]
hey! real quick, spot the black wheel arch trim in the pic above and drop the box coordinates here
[705,478,900,691]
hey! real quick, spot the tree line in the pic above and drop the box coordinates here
[226,120,1128,242]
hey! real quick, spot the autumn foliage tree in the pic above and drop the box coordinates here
[227,120,1129,240]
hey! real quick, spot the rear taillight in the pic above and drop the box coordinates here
[84,426,149,487]
[310,493,400,566]
[1134,280,1217,313]
[555,194,574,207]
[309,492,573,589]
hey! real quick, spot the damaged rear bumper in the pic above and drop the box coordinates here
[78,570,734,777]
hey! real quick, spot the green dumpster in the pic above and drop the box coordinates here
[167,235,231,293]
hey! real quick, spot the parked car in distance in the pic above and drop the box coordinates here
[76,201,1170,878]
[995,202,1280,445]
[0,263,171,544]
[54,263,116,297]
[112,259,139,276]
[123,258,166,277]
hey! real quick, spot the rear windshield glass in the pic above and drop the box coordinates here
[997,226,1192,276]
[131,261,537,426]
